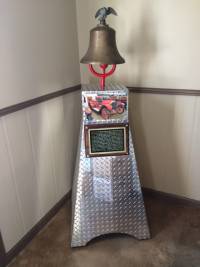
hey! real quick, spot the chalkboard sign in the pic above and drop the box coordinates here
[84,123,129,157]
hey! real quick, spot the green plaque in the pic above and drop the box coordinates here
[84,123,129,157]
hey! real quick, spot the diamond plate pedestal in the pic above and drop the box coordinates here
[71,85,150,247]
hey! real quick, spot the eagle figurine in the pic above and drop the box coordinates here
[95,7,117,25]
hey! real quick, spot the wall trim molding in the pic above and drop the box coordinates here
[3,191,71,267]
[0,84,81,118]
[128,87,200,96]
[142,187,200,207]
[1,85,200,118]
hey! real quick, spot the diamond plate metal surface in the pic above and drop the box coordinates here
[71,84,150,247]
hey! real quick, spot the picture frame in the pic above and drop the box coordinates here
[84,123,129,157]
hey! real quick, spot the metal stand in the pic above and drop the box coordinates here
[71,85,150,247]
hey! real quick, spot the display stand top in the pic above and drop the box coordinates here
[82,83,128,93]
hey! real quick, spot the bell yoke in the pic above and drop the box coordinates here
[80,7,125,90]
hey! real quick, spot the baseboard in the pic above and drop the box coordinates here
[3,191,71,267]
[0,232,6,267]
[142,187,200,207]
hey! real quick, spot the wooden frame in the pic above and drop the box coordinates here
[84,123,129,157]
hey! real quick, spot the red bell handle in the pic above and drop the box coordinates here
[88,64,116,90]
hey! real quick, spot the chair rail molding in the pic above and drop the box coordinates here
[0,85,81,118]
[128,87,200,96]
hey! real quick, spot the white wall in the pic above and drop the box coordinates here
[0,0,80,108]
[0,0,81,252]
[0,91,81,252]
[76,0,200,89]
[76,0,200,201]
[130,93,200,201]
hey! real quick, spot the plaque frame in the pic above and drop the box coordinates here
[84,123,129,157]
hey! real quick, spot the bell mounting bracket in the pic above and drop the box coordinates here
[88,64,116,90]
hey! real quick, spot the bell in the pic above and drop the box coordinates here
[81,24,125,65]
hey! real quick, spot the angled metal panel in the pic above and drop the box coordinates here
[71,85,150,247]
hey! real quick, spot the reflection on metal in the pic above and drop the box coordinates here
[71,84,150,247]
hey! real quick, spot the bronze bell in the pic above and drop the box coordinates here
[81,24,125,65]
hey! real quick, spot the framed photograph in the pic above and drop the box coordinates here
[84,123,129,157]
[82,90,128,122]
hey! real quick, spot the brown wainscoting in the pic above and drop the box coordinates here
[0,84,81,118]
[142,187,200,207]
[4,191,71,267]
[128,87,200,96]
[0,232,6,267]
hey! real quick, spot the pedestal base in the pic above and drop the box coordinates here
[71,123,150,247]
